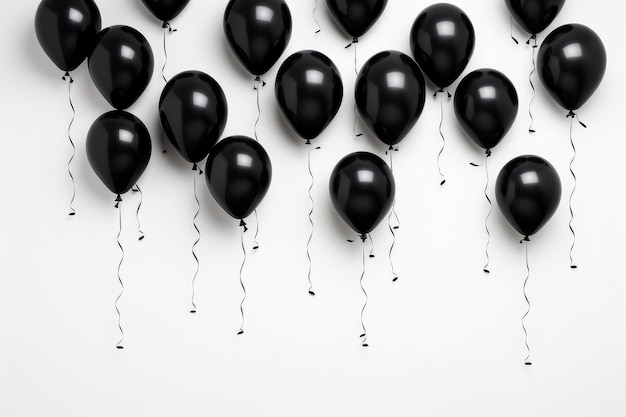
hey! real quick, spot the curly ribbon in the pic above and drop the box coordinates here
[114,195,125,349]
[470,150,493,273]
[160,22,177,153]
[189,164,203,314]
[358,234,369,347]
[527,35,538,133]
[306,144,316,296]
[520,237,532,365]
[386,146,400,281]
[346,37,363,138]
[132,185,145,241]
[253,76,266,142]
[433,89,451,186]
[63,72,77,216]
[566,111,586,269]
[312,0,321,33]
[237,220,248,335]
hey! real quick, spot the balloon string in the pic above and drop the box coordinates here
[64,73,77,216]
[189,166,202,313]
[132,185,145,241]
[510,17,519,44]
[252,210,260,250]
[359,238,369,347]
[521,238,532,365]
[115,197,125,349]
[567,112,581,269]
[253,77,266,142]
[237,221,248,335]
[312,0,321,33]
[528,35,538,133]
[351,41,363,138]
[306,146,316,296]
[385,147,400,281]
[435,90,447,186]
[482,155,492,273]
[367,234,375,258]
[161,21,177,83]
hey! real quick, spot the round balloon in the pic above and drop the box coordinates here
[495,155,561,238]
[205,136,272,220]
[35,0,102,72]
[454,68,519,152]
[140,0,190,22]
[275,50,343,142]
[86,110,152,196]
[325,0,388,39]
[410,3,475,89]
[355,50,426,147]
[504,0,566,35]
[329,152,395,236]
[160,71,228,163]
[223,0,292,76]
[537,23,606,111]
[88,25,155,109]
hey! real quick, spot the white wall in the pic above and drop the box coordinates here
[2,1,624,415]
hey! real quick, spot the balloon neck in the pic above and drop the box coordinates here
[567,110,576,118]
[162,21,176,32]
[485,149,492,157]
[254,76,266,87]
[62,71,73,83]
[345,37,358,48]
[359,234,367,242]
[521,235,530,243]
[526,34,537,47]
[305,139,311,145]
[239,219,248,232]
[115,194,122,208]
[192,163,204,175]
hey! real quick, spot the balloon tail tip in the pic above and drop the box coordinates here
[483,269,490,274]
[571,265,578,269]
[308,291,316,296]
[116,346,124,350]
[237,330,244,335]
[524,362,532,366]
[189,310,196,314]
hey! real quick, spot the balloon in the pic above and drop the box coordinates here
[88,25,155,110]
[205,136,272,220]
[537,24,606,112]
[329,152,395,236]
[223,0,292,76]
[495,155,561,238]
[409,3,475,89]
[275,50,343,142]
[160,71,228,163]
[86,110,152,196]
[355,50,426,147]
[504,0,566,35]
[454,69,519,152]
[140,0,190,22]
[325,0,388,39]
[35,0,102,72]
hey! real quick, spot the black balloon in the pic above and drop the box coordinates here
[329,152,395,236]
[537,24,606,111]
[86,111,152,196]
[410,3,475,89]
[496,155,561,238]
[140,0,190,22]
[223,0,292,76]
[205,136,272,220]
[88,25,154,110]
[325,0,388,39]
[355,50,426,147]
[35,0,102,72]
[504,0,566,35]
[454,69,519,152]
[160,71,228,163]
[275,50,343,142]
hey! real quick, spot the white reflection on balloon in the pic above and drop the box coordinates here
[563,43,583,59]
[306,69,324,85]
[238,154,253,168]
[68,8,84,23]
[386,71,406,89]
[357,170,374,183]
[120,45,135,60]
[119,129,134,144]
[521,171,539,185]
[436,21,456,37]
[478,86,496,100]
[193,92,209,108]
[256,6,274,22]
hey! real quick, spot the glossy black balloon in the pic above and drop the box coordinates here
[35,0,102,72]
[504,0,565,35]
[160,71,228,163]
[329,152,395,236]
[355,51,425,147]
[205,136,272,220]
[86,111,152,196]
[223,0,292,76]
[275,50,343,142]
[140,0,190,22]
[410,3,475,89]
[496,155,561,238]
[88,25,154,110]
[537,24,606,111]
[325,0,388,39]
[454,69,519,152]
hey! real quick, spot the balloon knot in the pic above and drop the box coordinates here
[240,219,248,232]
[192,163,198,171]
[352,37,359,44]
[486,149,492,157]
[567,110,576,118]
[114,194,122,208]
[520,235,530,243]
[305,139,311,145]
[360,234,368,242]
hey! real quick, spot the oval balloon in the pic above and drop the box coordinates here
[89,25,155,110]
[355,50,426,147]
[223,0,292,76]
[205,136,272,220]
[504,0,566,35]
[275,50,343,142]
[495,155,561,238]
[86,110,152,196]
[160,71,228,163]
[329,152,395,236]
[537,23,606,111]
[454,68,519,152]
[140,0,190,22]
[410,3,475,89]
[325,0,388,39]
[35,0,102,72]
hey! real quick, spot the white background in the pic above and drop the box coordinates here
[2,1,624,416]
